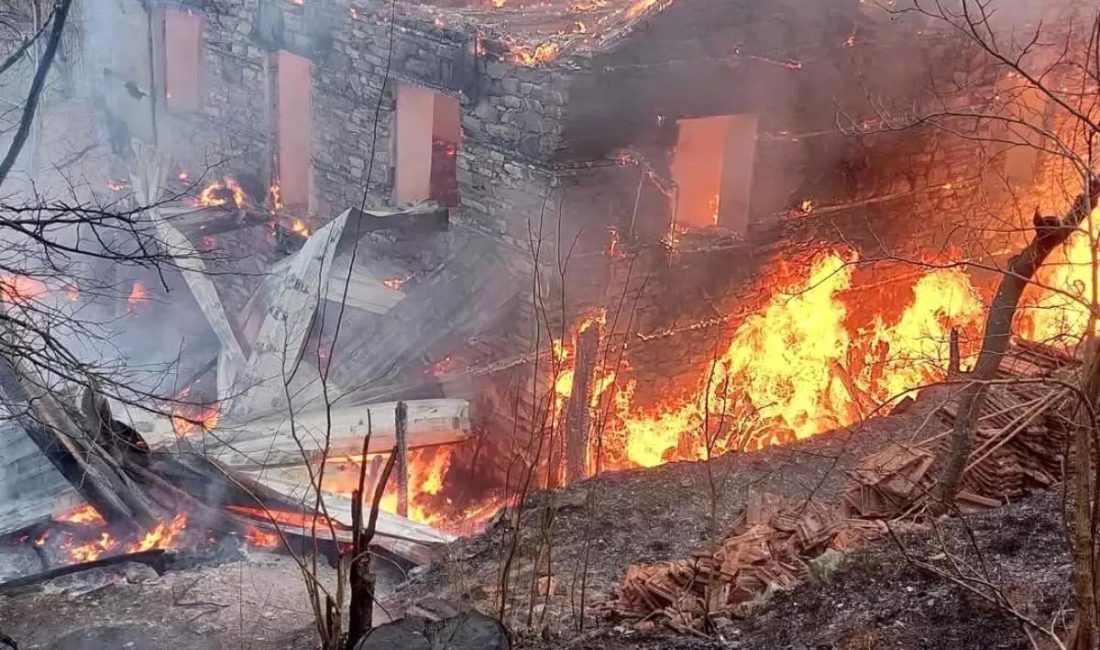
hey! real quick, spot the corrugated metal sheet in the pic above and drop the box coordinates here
[0,422,81,535]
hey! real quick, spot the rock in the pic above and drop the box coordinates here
[355,611,510,650]
[809,549,844,585]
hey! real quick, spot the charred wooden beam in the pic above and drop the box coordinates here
[0,355,158,533]
[565,325,600,484]
[0,549,167,595]
[395,401,410,518]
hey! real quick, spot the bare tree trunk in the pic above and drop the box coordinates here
[565,325,599,484]
[948,327,961,376]
[938,184,1100,503]
[1070,344,1100,649]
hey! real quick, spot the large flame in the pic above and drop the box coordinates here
[1017,204,1100,345]
[555,249,987,472]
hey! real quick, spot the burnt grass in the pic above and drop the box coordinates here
[393,395,1075,650]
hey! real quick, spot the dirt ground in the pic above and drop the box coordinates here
[0,549,406,650]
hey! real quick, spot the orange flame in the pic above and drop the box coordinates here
[270,182,284,210]
[43,512,189,564]
[0,275,46,303]
[126,281,147,312]
[553,250,985,472]
[193,178,246,210]
[382,276,408,290]
[55,505,106,525]
[129,513,188,552]
[1017,204,1100,345]
[172,404,220,438]
[508,41,561,66]
[291,218,311,237]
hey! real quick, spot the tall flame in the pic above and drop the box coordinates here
[558,249,987,471]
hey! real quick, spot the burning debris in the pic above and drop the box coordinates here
[192,178,245,210]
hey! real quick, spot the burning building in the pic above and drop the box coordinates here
[1,0,1093,570]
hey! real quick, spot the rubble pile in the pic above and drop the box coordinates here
[606,493,886,632]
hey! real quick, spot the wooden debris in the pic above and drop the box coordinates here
[605,493,886,631]
[844,344,1076,519]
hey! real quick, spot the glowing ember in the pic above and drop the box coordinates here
[193,178,246,210]
[244,527,279,548]
[226,506,340,532]
[570,0,607,12]
[607,227,623,258]
[126,281,147,312]
[177,171,190,182]
[55,505,106,525]
[382,276,408,291]
[626,0,658,19]
[106,179,128,192]
[66,285,80,302]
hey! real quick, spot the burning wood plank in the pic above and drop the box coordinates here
[233,471,454,566]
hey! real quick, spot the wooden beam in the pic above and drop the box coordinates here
[0,354,159,532]
[565,325,599,484]
[190,398,471,469]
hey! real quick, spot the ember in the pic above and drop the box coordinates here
[382,276,408,290]
[244,527,279,548]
